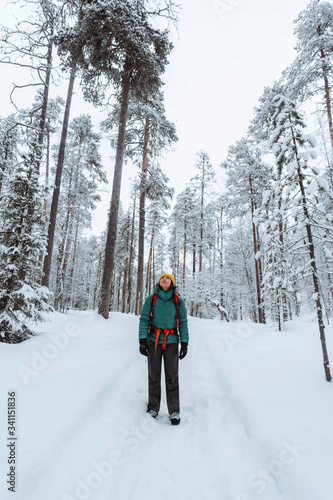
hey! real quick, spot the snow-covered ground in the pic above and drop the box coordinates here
[0,310,333,500]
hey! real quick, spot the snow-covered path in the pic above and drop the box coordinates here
[0,311,333,500]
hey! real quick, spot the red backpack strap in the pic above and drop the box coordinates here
[150,293,157,323]
[173,291,180,328]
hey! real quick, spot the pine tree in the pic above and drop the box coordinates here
[143,166,174,297]
[51,114,107,311]
[288,1,333,157]
[60,0,173,318]
[41,0,88,289]
[222,218,258,321]
[189,151,216,316]
[42,64,77,288]
[258,183,295,330]
[0,115,19,200]
[221,139,270,323]
[171,187,197,302]
[0,0,55,157]
[0,139,52,342]
[268,92,332,381]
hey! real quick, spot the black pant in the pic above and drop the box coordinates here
[147,340,179,415]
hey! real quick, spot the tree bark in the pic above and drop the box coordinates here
[255,225,266,323]
[319,47,333,153]
[54,138,77,309]
[122,221,130,313]
[183,204,187,294]
[43,125,50,218]
[42,64,76,288]
[191,241,196,316]
[0,142,9,198]
[199,181,203,273]
[93,253,103,310]
[54,216,69,310]
[135,115,149,315]
[67,215,79,309]
[122,266,128,314]
[218,207,228,321]
[37,39,53,171]
[146,214,156,295]
[61,140,81,305]
[249,174,265,323]
[98,57,131,318]
[127,193,137,314]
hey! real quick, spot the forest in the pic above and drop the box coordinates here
[0,0,333,378]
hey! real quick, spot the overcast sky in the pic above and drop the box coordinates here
[0,0,310,236]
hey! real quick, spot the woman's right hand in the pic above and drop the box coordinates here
[139,339,149,356]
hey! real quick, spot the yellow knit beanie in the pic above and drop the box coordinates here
[159,273,175,286]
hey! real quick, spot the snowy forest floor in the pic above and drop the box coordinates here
[0,311,333,500]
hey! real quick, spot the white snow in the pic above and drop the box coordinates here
[316,176,330,194]
[273,277,281,289]
[307,180,318,195]
[286,162,297,177]
[301,135,317,148]
[261,190,271,206]
[1,311,333,500]
[291,204,299,218]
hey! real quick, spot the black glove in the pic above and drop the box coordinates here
[179,342,188,360]
[139,339,149,356]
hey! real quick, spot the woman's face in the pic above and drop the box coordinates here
[159,276,172,291]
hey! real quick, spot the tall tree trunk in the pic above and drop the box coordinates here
[99,57,131,319]
[322,253,333,318]
[122,265,128,314]
[93,253,103,310]
[176,241,180,283]
[316,27,333,186]
[37,39,53,172]
[152,245,155,294]
[43,125,50,218]
[0,143,9,198]
[24,39,53,251]
[116,273,122,311]
[191,241,196,316]
[54,148,76,309]
[54,211,71,310]
[146,217,156,295]
[61,141,81,305]
[218,207,227,321]
[135,115,149,315]
[127,193,137,313]
[291,123,332,382]
[148,246,153,295]
[42,64,76,288]
[249,174,265,323]
[319,45,333,152]
[242,248,257,322]
[122,224,130,313]
[183,207,187,294]
[276,200,288,323]
[199,183,204,273]
[255,226,266,323]
[321,49,333,187]
[63,201,80,311]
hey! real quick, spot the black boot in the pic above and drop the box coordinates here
[170,412,180,425]
[147,409,158,418]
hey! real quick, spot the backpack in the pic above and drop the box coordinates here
[148,289,181,355]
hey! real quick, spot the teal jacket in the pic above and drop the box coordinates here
[139,284,189,345]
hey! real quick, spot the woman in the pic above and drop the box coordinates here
[138,273,189,425]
